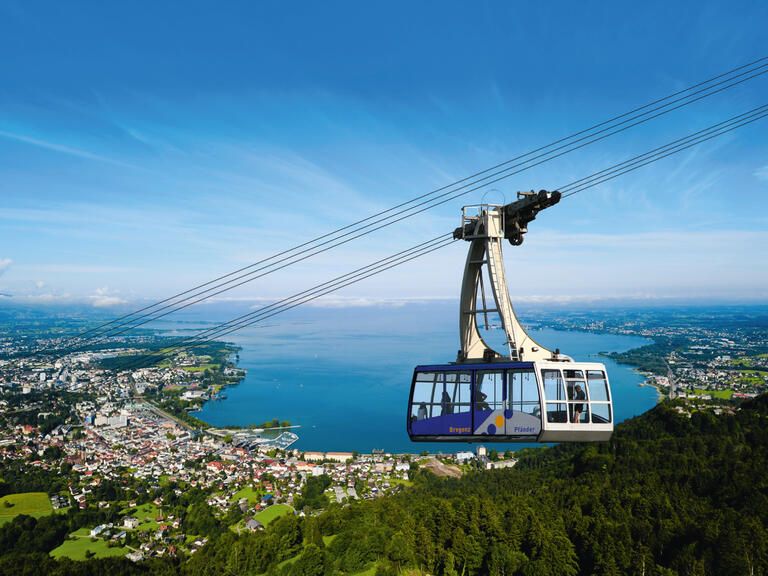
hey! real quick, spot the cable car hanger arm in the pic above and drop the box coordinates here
[453,189,562,245]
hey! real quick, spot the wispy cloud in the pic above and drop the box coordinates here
[755,165,768,181]
[0,129,134,168]
[22,264,137,275]
[530,228,768,250]
[14,293,73,304]
[0,258,11,277]
[513,293,682,304]
[303,295,454,308]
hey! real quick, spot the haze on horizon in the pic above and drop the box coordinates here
[1,1,767,309]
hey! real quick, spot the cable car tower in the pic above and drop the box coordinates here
[408,191,613,443]
[455,190,567,364]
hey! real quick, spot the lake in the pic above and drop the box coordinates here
[175,302,657,452]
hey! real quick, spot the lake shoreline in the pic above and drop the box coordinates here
[191,326,658,453]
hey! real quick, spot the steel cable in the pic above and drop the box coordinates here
[116,104,768,368]
[36,57,768,359]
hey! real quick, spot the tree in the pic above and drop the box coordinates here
[184,502,219,537]
[386,531,413,571]
[304,517,324,548]
[290,543,327,576]
[486,543,527,576]
[295,475,332,511]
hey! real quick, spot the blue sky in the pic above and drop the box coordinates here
[1,0,767,307]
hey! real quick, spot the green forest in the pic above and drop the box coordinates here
[2,395,768,575]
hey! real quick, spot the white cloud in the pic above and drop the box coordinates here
[91,296,127,308]
[512,293,682,304]
[503,228,768,300]
[0,258,11,276]
[16,293,73,304]
[25,263,137,274]
[303,296,453,308]
[527,228,768,251]
[89,287,128,308]
[34,280,45,289]
[756,165,768,181]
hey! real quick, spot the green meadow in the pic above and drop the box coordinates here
[0,492,53,525]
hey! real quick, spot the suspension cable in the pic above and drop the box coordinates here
[37,57,768,358]
[116,235,458,370]
[115,103,768,367]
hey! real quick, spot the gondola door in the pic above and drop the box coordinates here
[472,370,507,436]
[472,368,541,438]
[506,368,542,438]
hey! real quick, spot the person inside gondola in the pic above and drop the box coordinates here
[572,384,586,423]
[440,390,453,415]
[417,402,428,420]
[474,385,490,411]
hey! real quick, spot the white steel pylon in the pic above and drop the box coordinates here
[456,200,570,363]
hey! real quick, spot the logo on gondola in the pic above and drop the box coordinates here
[449,427,471,433]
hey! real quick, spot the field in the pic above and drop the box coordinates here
[0,492,53,525]
[120,502,162,530]
[388,478,414,487]
[737,369,768,386]
[50,534,130,561]
[270,554,377,576]
[230,485,262,504]
[731,357,768,367]
[181,363,219,373]
[259,534,341,575]
[322,534,337,546]
[276,555,299,570]
[693,388,735,400]
[253,504,293,525]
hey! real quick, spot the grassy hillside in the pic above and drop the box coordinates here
[0,493,52,526]
[254,504,293,526]
[50,536,130,561]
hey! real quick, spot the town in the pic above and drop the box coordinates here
[0,305,766,563]
[535,305,768,403]
[0,334,513,562]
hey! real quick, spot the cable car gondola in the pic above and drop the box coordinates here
[407,191,613,443]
